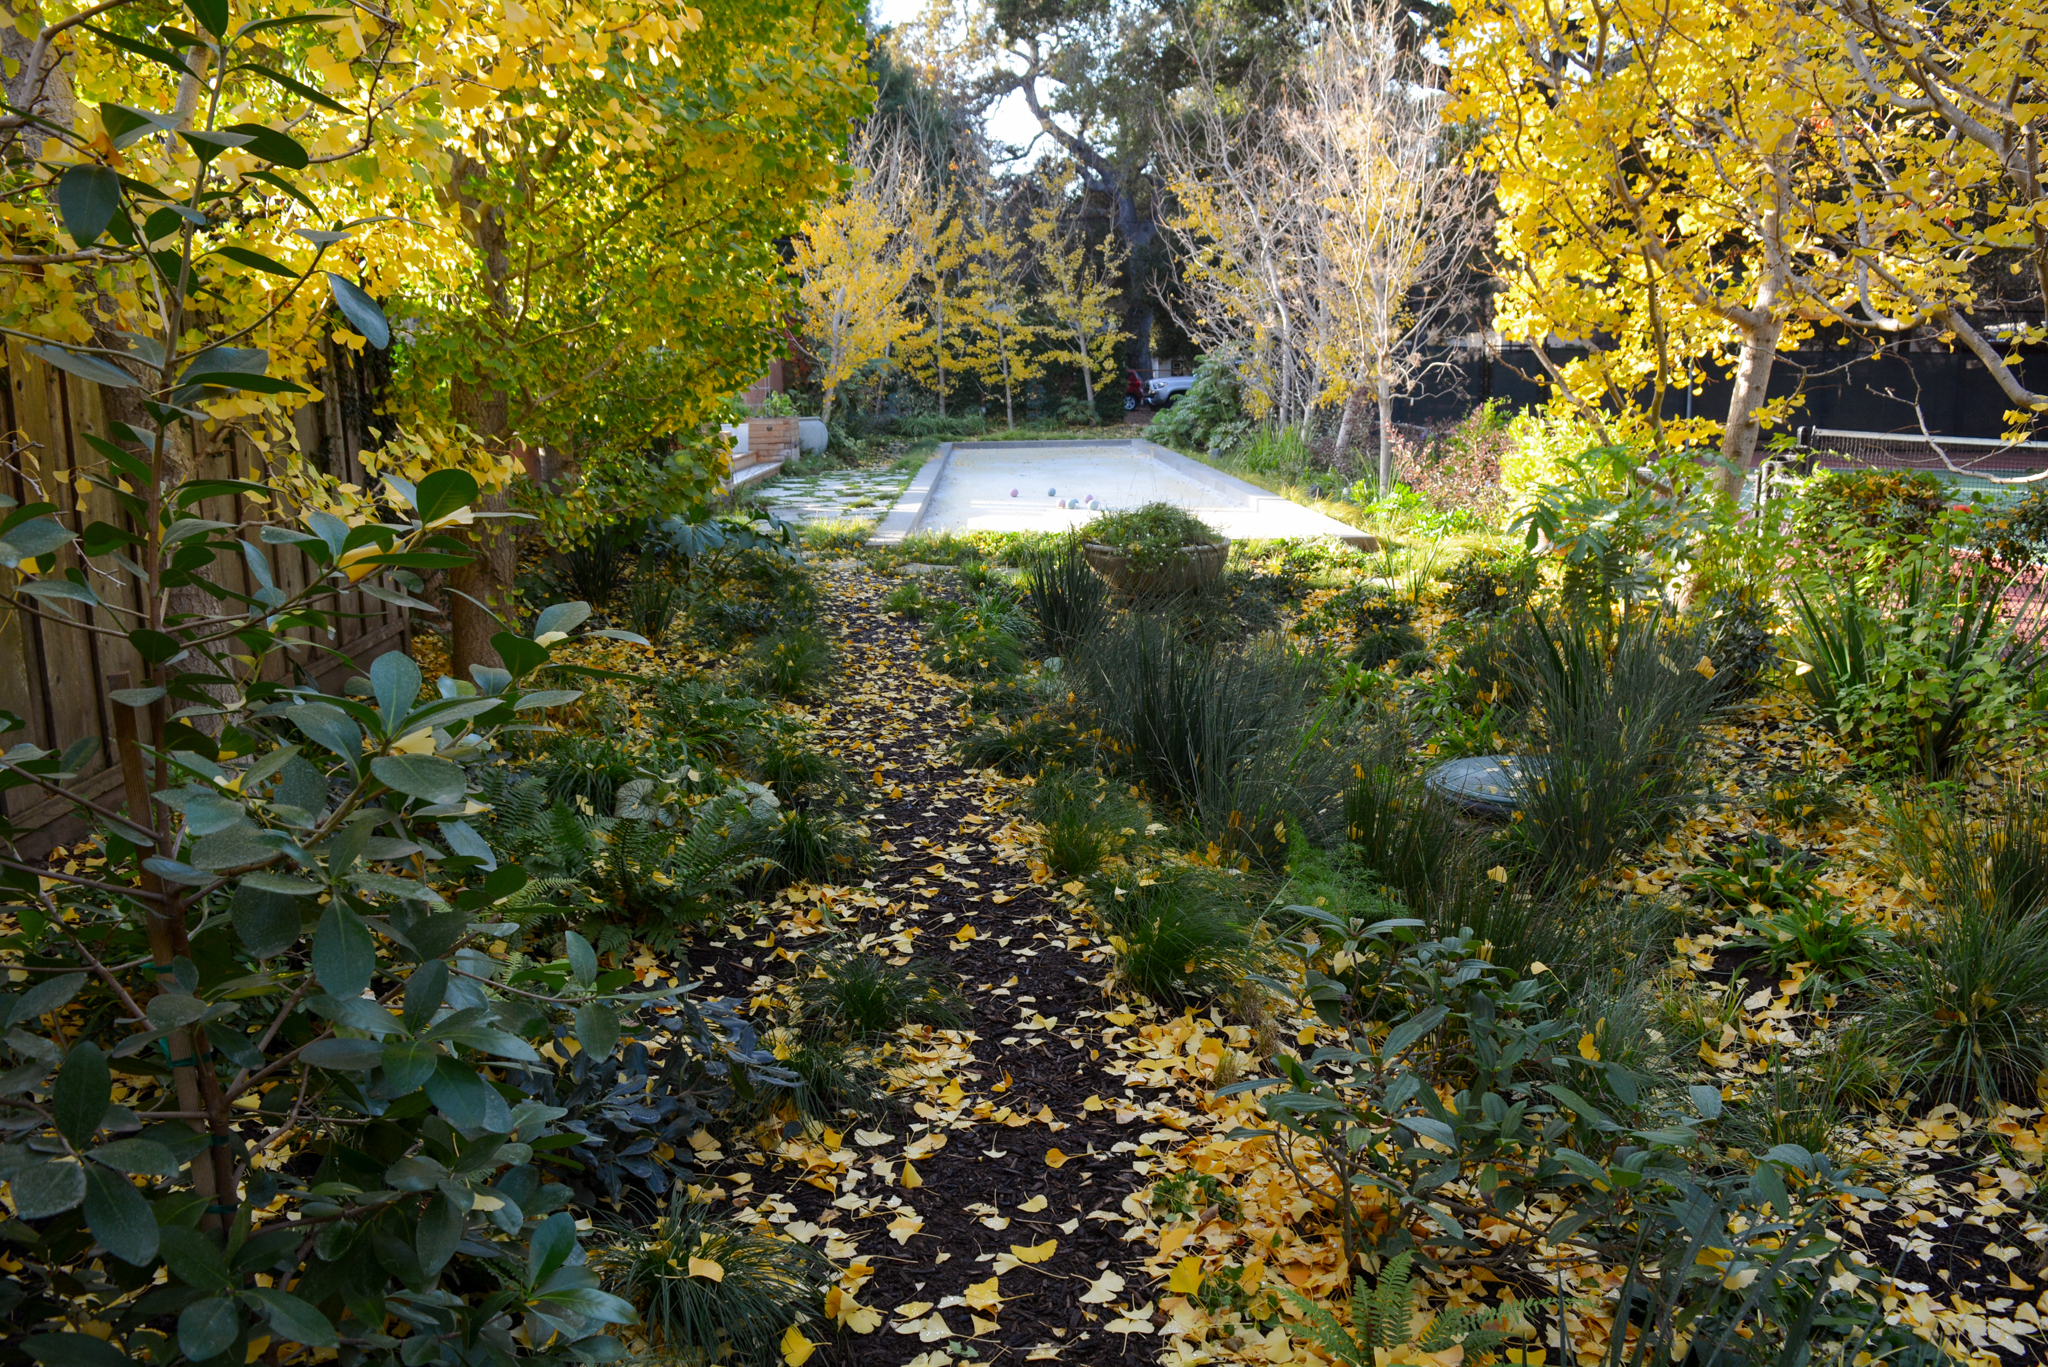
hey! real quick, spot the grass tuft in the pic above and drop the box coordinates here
[595,1204,829,1366]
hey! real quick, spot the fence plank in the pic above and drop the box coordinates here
[0,342,413,846]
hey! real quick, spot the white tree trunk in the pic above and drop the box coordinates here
[1376,379,1396,493]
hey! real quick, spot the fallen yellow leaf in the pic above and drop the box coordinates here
[964,1276,1003,1310]
[1079,1269,1125,1304]
[1044,1147,1069,1168]
[826,1287,883,1334]
[954,924,976,942]
[1166,1256,1203,1295]
[1018,1194,1048,1212]
[689,1257,724,1282]
[1487,865,1509,884]
[780,1324,815,1365]
[1009,1239,1056,1264]
[1578,1033,1601,1062]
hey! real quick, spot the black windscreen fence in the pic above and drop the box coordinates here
[1390,345,2048,443]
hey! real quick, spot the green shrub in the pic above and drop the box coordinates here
[1880,894,2048,1105]
[1695,588,1778,696]
[1091,866,1258,1003]
[1023,537,1112,656]
[1735,896,1889,986]
[649,677,768,762]
[772,1038,898,1122]
[595,1205,829,1366]
[534,730,646,812]
[800,517,874,551]
[1509,611,1725,889]
[1082,502,1225,570]
[1682,834,1825,910]
[745,730,859,808]
[555,519,643,606]
[1791,554,2044,778]
[1793,467,1949,560]
[1145,353,1247,454]
[489,776,781,932]
[798,950,962,1040]
[1891,773,2048,930]
[1443,551,1537,618]
[741,626,837,698]
[1757,749,1852,825]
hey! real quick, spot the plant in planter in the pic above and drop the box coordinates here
[1081,502,1229,596]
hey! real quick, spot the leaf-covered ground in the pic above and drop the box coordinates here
[535,555,2048,1367]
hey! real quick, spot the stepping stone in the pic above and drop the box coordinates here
[1425,755,1544,817]
[895,563,951,576]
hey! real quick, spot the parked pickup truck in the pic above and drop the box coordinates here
[1142,373,1196,407]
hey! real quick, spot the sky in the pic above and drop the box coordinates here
[868,0,1052,161]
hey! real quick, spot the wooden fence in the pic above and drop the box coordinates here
[0,341,412,848]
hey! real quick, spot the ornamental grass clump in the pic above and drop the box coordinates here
[741,625,837,698]
[1027,765,1145,877]
[1881,776,2048,1103]
[1074,612,1352,860]
[1090,866,1260,1004]
[1508,610,1725,890]
[798,949,963,1041]
[1023,536,1113,656]
[596,1205,830,1366]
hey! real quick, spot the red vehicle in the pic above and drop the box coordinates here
[1124,369,1143,411]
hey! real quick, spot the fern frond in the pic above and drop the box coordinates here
[1282,1286,1369,1367]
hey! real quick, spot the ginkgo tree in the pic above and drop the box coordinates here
[1027,163,1128,413]
[791,128,926,425]
[959,187,1042,429]
[1450,0,2048,497]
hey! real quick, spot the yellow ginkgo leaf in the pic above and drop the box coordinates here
[1044,1147,1069,1168]
[1165,1255,1204,1295]
[900,1160,922,1188]
[963,1276,1003,1310]
[1009,1239,1056,1264]
[1018,1194,1048,1213]
[688,1257,724,1282]
[780,1324,816,1365]
[1578,1033,1601,1062]
[826,1287,883,1334]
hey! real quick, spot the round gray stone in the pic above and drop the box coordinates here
[1425,755,1543,817]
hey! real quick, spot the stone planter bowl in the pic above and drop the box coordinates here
[1082,539,1231,597]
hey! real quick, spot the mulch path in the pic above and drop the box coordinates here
[680,559,1174,1365]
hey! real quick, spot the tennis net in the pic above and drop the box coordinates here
[1795,426,2048,497]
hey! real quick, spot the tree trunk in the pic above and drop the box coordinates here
[1717,317,1785,503]
[1000,340,1014,429]
[1376,378,1396,494]
[1333,384,1357,462]
[446,158,520,679]
[448,375,516,677]
[1078,327,1095,407]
